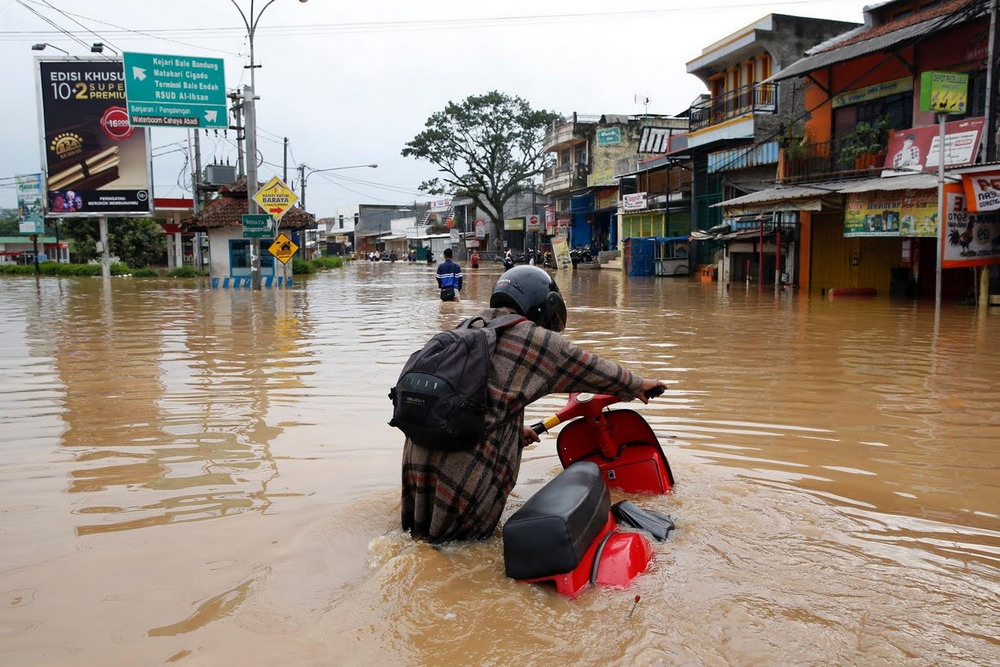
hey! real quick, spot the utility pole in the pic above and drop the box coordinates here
[229,90,245,178]
[283,137,289,183]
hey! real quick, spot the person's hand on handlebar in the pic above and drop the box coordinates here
[637,379,668,404]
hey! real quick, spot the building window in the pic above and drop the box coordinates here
[229,239,274,277]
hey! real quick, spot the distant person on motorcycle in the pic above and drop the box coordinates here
[503,249,515,270]
[401,265,666,543]
[435,247,463,301]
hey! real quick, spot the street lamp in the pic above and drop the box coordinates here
[298,163,378,210]
[90,43,120,55]
[229,0,309,289]
[31,43,69,54]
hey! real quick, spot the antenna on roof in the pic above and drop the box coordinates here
[634,94,650,116]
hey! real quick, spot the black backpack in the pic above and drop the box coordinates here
[389,313,525,451]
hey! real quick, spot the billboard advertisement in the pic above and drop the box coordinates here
[844,189,939,237]
[881,117,984,176]
[942,183,1000,268]
[36,58,152,217]
[16,174,44,234]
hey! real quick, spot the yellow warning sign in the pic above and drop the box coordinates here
[253,176,299,222]
[268,232,299,264]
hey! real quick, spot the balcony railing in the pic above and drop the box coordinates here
[689,83,778,131]
[542,163,589,194]
[780,137,889,183]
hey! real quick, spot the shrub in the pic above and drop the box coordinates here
[291,258,315,274]
[131,268,160,277]
[311,256,345,270]
[167,266,207,278]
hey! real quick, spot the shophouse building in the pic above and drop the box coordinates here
[713,0,998,300]
[683,12,861,282]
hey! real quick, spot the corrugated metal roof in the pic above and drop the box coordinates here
[714,172,953,208]
[768,16,946,83]
[713,182,841,207]
[838,172,949,192]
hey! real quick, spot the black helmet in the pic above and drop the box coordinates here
[490,265,567,332]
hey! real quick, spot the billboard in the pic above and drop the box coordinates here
[16,174,44,234]
[942,183,1000,268]
[881,117,984,176]
[36,58,152,217]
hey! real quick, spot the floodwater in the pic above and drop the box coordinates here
[1,261,998,666]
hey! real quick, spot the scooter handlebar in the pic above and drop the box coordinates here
[644,385,665,400]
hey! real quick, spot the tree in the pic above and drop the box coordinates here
[0,209,18,236]
[61,217,166,267]
[402,91,559,231]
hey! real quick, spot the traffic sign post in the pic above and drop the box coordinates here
[269,233,299,264]
[253,177,298,222]
[122,52,228,128]
[242,214,272,238]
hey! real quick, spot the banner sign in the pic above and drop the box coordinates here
[622,192,647,212]
[475,218,486,238]
[597,127,621,146]
[550,236,572,271]
[36,58,152,216]
[920,71,969,114]
[16,174,45,234]
[844,189,938,237]
[960,170,1000,212]
[943,183,1000,268]
[882,117,984,176]
[504,217,525,231]
[832,77,913,109]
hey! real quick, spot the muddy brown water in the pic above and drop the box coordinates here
[1,263,998,665]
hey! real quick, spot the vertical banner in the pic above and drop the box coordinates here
[16,174,45,234]
[551,236,572,271]
[36,58,152,216]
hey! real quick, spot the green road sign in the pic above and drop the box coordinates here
[123,52,227,128]
[242,214,273,238]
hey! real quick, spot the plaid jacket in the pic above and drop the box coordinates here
[401,307,644,543]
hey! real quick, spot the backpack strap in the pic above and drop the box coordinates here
[485,313,527,330]
[456,313,526,331]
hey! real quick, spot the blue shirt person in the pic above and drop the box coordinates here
[435,248,463,301]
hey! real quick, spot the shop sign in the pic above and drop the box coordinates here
[942,184,1000,268]
[622,192,647,212]
[597,127,621,146]
[961,170,1000,212]
[832,77,913,109]
[844,189,938,237]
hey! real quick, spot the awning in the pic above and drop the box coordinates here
[714,173,949,209]
[768,8,968,83]
[712,182,843,208]
[837,172,952,192]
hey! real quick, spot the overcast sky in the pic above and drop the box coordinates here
[1,0,875,218]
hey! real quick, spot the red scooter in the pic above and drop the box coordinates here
[503,387,676,598]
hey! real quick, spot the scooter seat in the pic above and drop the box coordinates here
[503,461,611,581]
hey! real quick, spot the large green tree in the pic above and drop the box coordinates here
[0,209,18,236]
[61,217,166,267]
[402,91,559,231]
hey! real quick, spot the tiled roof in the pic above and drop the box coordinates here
[817,0,976,53]
[182,178,315,232]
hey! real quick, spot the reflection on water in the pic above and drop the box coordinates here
[0,264,998,665]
